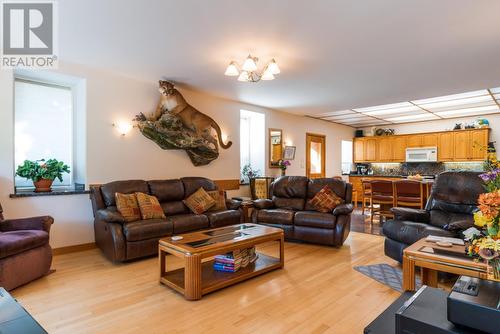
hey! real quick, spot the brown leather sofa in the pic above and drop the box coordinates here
[251,176,353,246]
[0,203,53,291]
[383,171,484,262]
[90,177,242,262]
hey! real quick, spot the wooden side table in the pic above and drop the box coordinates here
[240,201,254,224]
[402,238,488,291]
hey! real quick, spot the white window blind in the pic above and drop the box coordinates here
[14,79,73,187]
[240,110,265,183]
[341,140,353,174]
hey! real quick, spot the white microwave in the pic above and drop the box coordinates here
[405,147,438,162]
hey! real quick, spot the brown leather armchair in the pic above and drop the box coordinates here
[0,203,54,291]
[90,177,242,262]
[383,171,485,262]
[251,176,353,246]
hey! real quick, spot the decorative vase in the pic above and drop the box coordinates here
[488,258,500,281]
[33,179,53,192]
[281,169,286,176]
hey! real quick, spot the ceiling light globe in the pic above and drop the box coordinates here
[267,59,280,74]
[242,55,258,72]
[237,71,250,82]
[224,61,239,76]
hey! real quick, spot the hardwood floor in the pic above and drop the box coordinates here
[12,232,400,334]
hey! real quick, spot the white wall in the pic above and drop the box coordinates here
[360,115,500,146]
[0,62,354,248]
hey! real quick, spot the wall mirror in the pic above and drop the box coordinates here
[269,128,283,168]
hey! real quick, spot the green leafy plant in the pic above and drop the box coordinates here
[16,159,70,182]
[241,164,261,182]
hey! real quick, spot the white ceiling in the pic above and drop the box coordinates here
[59,0,500,126]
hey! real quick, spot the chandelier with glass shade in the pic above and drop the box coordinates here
[224,54,280,82]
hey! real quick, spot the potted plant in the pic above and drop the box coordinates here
[241,164,261,184]
[16,159,70,192]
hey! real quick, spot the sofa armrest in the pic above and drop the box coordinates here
[0,216,54,233]
[253,199,274,209]
[391,207,430,223]
[444,219,474,232]
[332,203,354,216]
[225,198,241,210]
[96,208,126,223]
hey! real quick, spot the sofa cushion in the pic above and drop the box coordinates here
[205,210,241,228]
[115,193,141,222]
[382,219,456,246]
[294,211,337,229]
[101,180,149,207]
[207,190,227,211]
[184,187,216,214]
[181,177,217,197]
[148,179,184,202]
[168,214,209,234]
[429,209,474,229]
[0,230,49,259]
[272,176,308,199]
[308,186,344,213]
[123,219,172,241]
[272,197,305,211]
[256,209,294,225]
[161,201,189,216]
[136,192,166,220]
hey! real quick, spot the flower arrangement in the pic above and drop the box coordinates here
[277,159,291,176]
[466,147,500,280]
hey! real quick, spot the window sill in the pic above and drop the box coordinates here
[10,187,90,198]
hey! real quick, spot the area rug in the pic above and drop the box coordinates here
[353,263,421,292]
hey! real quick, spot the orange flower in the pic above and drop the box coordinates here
[478,191,500,219]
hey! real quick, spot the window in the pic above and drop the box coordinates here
[341,140,353,174]
[240,110,265,183]
[14,79,74,188]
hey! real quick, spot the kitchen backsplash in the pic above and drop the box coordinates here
[369,162,483,176]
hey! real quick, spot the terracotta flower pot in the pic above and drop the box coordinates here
[33,179,54,192]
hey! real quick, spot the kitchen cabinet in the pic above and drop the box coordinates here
[352,128,489,163]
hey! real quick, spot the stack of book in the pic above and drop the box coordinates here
[213,247,258,273]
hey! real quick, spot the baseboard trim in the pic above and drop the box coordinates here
[53,242,96,255]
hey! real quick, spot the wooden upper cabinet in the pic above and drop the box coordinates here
[453,131,470,161]
[353,139,365,162]
[393,136,407,162]
[438,132,454,161]
[470,129,489,160]
[422,133,438,147]
[377,137,393,161]
[406,135,422,148]
[364,138,377,161]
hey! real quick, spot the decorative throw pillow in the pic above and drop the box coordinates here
[136,192,166,220]
[115,192,141,222]
[308,185,344,213]
[184,187,216,214]
[207,190,227,211]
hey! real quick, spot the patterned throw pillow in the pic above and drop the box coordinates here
[308,185,344,213]
[207,190,227,211]
[115,193,141,222]
[136,192,166,220]
[184,187,216,214]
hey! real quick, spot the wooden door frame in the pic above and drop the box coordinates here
[306,133,326,178]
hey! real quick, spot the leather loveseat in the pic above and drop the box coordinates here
[251,176,353,246]
[383,171,485,262]
[90,177,242,262]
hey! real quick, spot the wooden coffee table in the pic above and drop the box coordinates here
[402,238,488,291]
[159,223,284,300]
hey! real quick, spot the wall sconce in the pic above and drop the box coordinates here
[113,121,133,136]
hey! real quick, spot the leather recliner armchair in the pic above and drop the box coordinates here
[0,203,54,291]
[251,176,353,246]
[383,171,485,262]
[90,177,242,262]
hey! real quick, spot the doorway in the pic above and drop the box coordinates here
[306,133,326,178]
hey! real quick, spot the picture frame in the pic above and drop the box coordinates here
[283,146,296,160]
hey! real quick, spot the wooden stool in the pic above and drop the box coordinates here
[394,180,425,209]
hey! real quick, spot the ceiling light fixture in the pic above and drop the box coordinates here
[225,54,280,82]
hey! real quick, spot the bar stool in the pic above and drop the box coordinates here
[370,180,395,223]
[394,180,425,209]
[361,179,372,214]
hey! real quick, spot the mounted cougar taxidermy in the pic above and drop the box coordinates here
[149,80,232,149]
[134,80,231,166]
